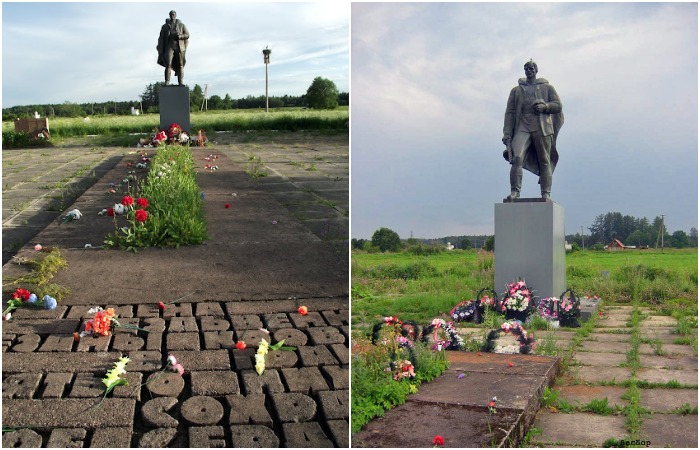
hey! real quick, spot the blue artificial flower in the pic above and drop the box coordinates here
[43,295,57,310]
[28,293,38,303]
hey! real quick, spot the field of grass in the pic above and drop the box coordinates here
[2,107,348,140]
[352,248,698,326]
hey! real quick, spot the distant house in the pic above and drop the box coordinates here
[565,241,573,251]
[446,242,455,251]
[606,239,626,251]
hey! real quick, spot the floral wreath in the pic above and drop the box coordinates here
[371,316,420,347]
[557,289,581,327]
[501,280,532,313]
[449,288,498,324]
[483,320,537,354]
[421,318,465,350]
[536,297,559,322]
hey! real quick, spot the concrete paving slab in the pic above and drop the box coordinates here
[588,332,632,342]
[639,388,698,412]
[574,366,631,384]
[555,385,628,408]
[639,354,697,370]
[640,413,698,447]
[353,351,558,447]
[578,340,630,354]
[643,316,678,327]
[573,351,628,367]
[636,368,698,385]
[531,411,627,447]
[353,401,522,448]
[596,319,630,328]
[640,343,696,356]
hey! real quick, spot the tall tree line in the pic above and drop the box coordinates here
[3,83,349,120]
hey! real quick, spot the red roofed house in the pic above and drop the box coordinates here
[606,239,626,251]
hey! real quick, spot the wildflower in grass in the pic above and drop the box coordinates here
[136,197,149,208]
[433,435,444,447]
[134,209,149,223]
[298,306,308,315]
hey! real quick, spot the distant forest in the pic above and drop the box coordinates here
[353,211,698,251]
[2,82,349,121]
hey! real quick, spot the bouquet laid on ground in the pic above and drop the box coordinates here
[255,338,296,376]
[138,123,191,148]
[2,288,57,320]
[78,307,147,337]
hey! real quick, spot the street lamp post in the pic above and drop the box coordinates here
[263,47,271,112]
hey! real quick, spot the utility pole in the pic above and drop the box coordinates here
[201,84,208,111]
[263,47,271,112]
[581,226,585,250]
[655,214,665,252]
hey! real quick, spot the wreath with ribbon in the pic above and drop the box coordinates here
[557,288,581,328]
[483,320,537,354]
[421,318,465,350]
[449,288,498,324]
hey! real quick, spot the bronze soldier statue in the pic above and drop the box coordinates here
[157,10,189,85]
[502,60,564,200]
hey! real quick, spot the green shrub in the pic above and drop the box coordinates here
[360,260,438,280]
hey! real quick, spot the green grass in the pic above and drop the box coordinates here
[352,248,697,325]
[104,145,207,250]
[2,108,349,141]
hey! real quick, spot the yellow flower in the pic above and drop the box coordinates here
[254,354,266,375]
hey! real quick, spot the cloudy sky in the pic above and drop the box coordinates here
[351,2,698,240]
[2,1,349,107]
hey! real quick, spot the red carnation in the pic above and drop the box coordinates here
[121,195,134,207]
[433,435,444,446]
[134,209,149,223]
[158,301,165,311]
[224,203,231,209]
[12,288,31,301]
[235,341,246,350]
[298,306,308,315]
[106,207,115,217]
[136,197,149,208]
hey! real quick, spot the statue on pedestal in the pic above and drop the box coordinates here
[157,10,189,86]
[502,60,564,200]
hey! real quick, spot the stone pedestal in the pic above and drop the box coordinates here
[159,86,190,132]
[494,199,565,299]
